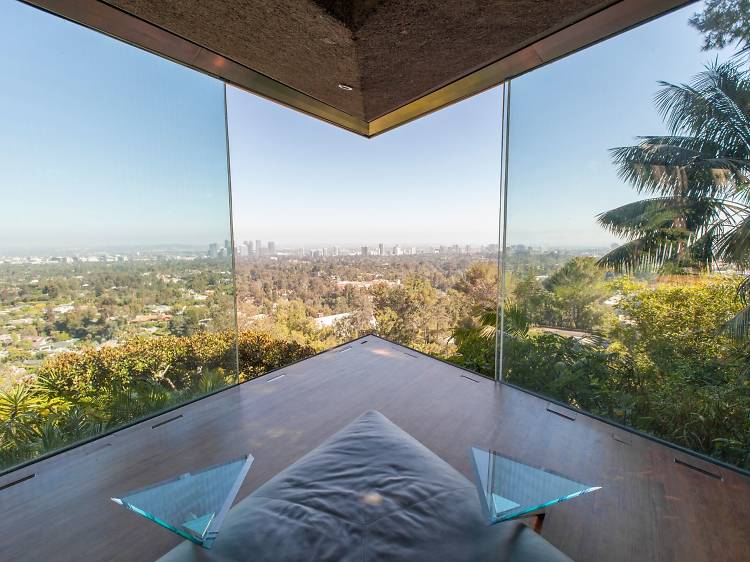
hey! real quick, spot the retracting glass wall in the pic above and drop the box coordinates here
[6,0,746,480]
[0,1,237,472]
[498,0,750,471]
[226,85,502,373]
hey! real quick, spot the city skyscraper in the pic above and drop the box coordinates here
[208,242,218,258]
[255,239,262,258]
[361,246,369,257]
[268,241,276,255]
[378,243,384,256]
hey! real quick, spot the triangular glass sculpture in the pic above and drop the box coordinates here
[470,446,599,524]
[112,454,253,549]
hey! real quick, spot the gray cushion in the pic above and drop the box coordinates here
[158,411,572,562]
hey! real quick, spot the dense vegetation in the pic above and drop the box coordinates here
[507,278,749,468]
[4,254,748,471]
[0,258,235,386]
[0,330,313,469]
[0,250,606,471]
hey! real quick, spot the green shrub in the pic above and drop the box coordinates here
[0,330,314,470]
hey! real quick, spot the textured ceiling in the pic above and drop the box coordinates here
[313,0,379,31]
[105,0,611,121]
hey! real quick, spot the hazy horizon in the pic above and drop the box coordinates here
[0,240,615,256]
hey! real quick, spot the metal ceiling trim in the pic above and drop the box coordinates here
[21,0,693,138]
[21,0,370,136]
[367,0,694,137]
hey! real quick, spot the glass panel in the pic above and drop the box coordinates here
[501,1,750,471]
[0,1,236,472]
[470,447,599,523]
[112,454,253,549]
[226,85,502,378]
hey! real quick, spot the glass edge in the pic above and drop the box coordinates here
[112,498,205,545]
[110,454,253,548]
[111,454,252,499]
[468,446,494,522]
[205,453,254,538]
[223,83,241,385]
[495,79,511,382]
[495,485,602,523]
[478,446,597,486]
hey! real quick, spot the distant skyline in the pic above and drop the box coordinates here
[0,1,732,250]
[0,239,611,257]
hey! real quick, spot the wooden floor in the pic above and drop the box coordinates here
[1,336,748,562]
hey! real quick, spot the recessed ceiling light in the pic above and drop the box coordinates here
[337,83,353,91]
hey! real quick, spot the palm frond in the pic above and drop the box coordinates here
[191,369,229,396]
[723,305,750,339]
[597,197,695,237]
[736,275,750,304]
[610,138,749,198]
[502,301,530,337]
[655,61,750,153]
[596,237,681,273]
[473,301,529,341]
[0,385,43,421]
[716,212,750,265]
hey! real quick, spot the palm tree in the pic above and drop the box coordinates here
[597,60,750,335]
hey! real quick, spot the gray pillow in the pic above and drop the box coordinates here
[157,411,572,562]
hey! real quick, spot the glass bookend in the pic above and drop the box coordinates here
[470,446,600,524]
[112,454,253,549]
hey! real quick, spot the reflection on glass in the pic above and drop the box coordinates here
[0,1,236,472]
[226,85,502,378]
[500,1,750,471]
[112,455,253,548]
[470,447,599,523]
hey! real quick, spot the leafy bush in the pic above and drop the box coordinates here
[0,330,314,470]
[453,276,750,470]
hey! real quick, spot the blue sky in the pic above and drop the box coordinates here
[0,0,731,251]
[506,2,731,247]
[0,0,231,251]
[227,85,503,246]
